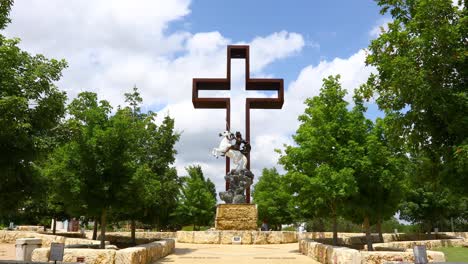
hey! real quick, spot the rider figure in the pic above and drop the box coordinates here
[225,131,250,156]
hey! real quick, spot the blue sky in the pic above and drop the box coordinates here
[181,0,385,83]
[4,0,389,196]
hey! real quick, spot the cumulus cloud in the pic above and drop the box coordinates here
[369,17,392,38]
[4,0,374,200]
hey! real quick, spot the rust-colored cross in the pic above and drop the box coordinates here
[192,45,284,203]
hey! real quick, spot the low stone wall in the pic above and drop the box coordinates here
[0,231,104,247]
[299,239,362,264]
[299,239,445,264]
[115,239,174,264]
[177,231,297,244]
[64,237,103,246]
[32,248,116,264]
[97,232,176,245]
[443,232,468,240]
[361,250,445,264]
[31,239,175,264]
[299,232,461,246]
[16,226,44,232]
[39,231,86,238]
[366,238,465,250]
[0,231,66,247]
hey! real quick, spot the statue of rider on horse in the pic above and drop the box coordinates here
[212,130,254,204]
[212,130,251,171]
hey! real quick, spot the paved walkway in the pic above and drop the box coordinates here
[0,244,15,261]
[156,243,319,264]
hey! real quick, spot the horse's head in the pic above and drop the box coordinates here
[218,131,233,139]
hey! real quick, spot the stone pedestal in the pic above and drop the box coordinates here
[16,238,42,261]
[215,204,258,230]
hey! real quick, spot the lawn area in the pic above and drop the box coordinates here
[433,247,468,262]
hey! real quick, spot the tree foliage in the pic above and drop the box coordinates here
[345,112,409,247]
[43,89,179,247]
[0,0,13,30]
[363,0,468,195]
[174,165,217,230]
[0,4,67,217]
[252,168,294,230]
[279,75,359,245]
[279,75,409,248]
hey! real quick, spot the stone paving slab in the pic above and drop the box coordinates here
[0,244,15,261]
[155,243,320,264]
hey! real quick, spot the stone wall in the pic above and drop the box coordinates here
[39,231,86,238]
[115,239,174,264]
[361,250,445,264]
[16,226,44,232]
[177,231,297,244]
[97,232,176,245]
[366,238,465,250]
[298,232,464,246]
[443,232,468,240]
[31,239,175,264]
[32,248,116,264]
[0,231,66,247]
[299,239,446,264]
[0,231,103,247]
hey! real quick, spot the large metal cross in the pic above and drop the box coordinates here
[192,45,284,204]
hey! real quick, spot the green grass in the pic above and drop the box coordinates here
[433,247,468,262]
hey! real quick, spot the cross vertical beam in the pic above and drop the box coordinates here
[192,45,284,204]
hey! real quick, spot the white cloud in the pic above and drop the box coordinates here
[4,0,374,202]
[288,50,374,103]
[369,18,392,38]
[248,31,304,72]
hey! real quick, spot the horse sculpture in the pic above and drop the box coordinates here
[212,131,248,171]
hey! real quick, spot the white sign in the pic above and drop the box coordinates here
[50,243,65,261]
[232,236,242,245]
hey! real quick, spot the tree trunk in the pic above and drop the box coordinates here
[100,209,107,249]
[52,216,57,235]
[332,215,338,246]
[364,216,373,251]
[92,218,98,240]
[131,219,136,245]
[376,218,384,243]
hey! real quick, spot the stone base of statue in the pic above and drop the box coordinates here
[219,169,254,204]
[215,204,258,230]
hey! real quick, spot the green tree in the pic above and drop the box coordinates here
[399,152,466,232]
[253,168,294,230]
[115,87,180,242]
[279,75,358,245]
[362,0,468,195]
[142,112,181,231]
[174,165,217,230]
[0,1,68,218]
[44,89,180,247]
[345,112,409,249]
[44,92,112,247]
[0,0,13,30]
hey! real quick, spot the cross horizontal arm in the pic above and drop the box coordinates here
[192,78,230,109]
[246,78,284,109]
